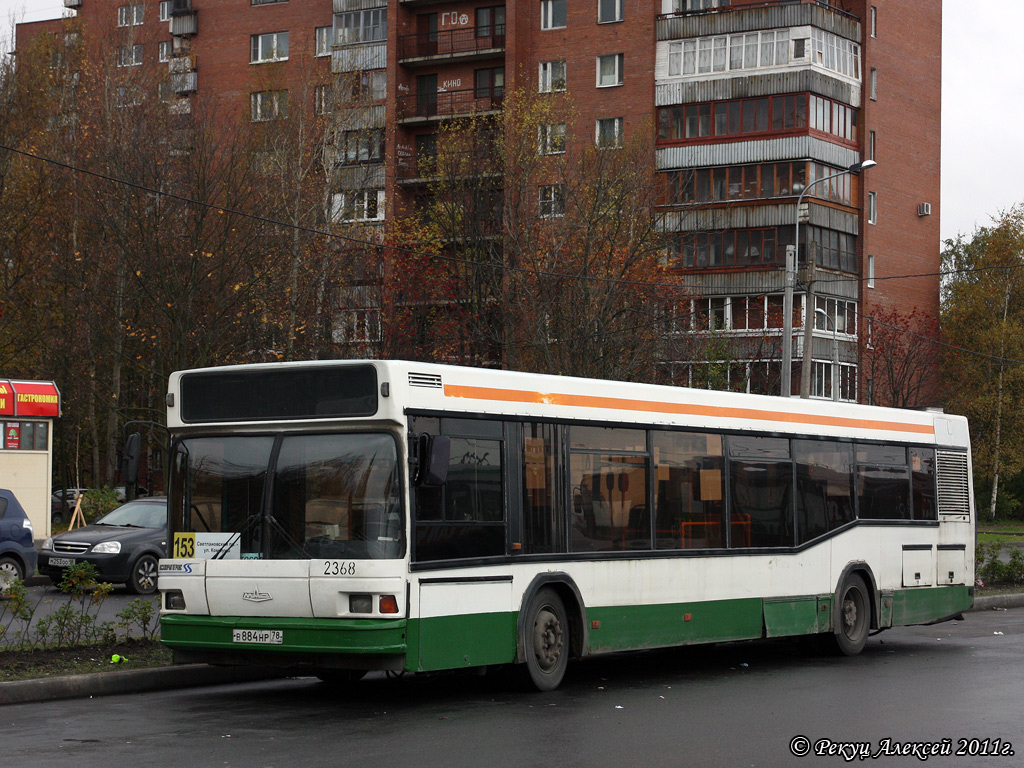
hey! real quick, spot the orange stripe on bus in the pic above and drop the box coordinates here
[442,385,935,435]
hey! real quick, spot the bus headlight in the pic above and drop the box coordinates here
[165,590,186,610]
[349,595,372,614]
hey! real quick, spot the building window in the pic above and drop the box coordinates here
[315,84,332,115]
[338,129,384,164]
[158,41,171,63]
[331,190,385,223]
[336,8,387,44]
[596,117,623,148]
[335,308,381,344]
[867,255,875,288]
[868,191,877,224]
[597,53,623,87]
[668,161,853,206]
[116,85,143,107]
[315,26,333,57]
[539,123,566,154]
[475,66,504,99]
[252,0,288,6]
[539,60,566,93]
[667,29,791,77]
[813,296,857,335]
[251,90,288,121]
[117,44,143,67]
[673,0,729,10]
[1,421,49,450]
[657,94,856,146]
[117,4,144,27]
[539,184,565,217]
[598,0,622,24]
[868,130,876,160]
[541,0,567,30]
[476,6,505,37]
[810,28,860,79]
[159,0,171,21]
[869,67,878,100]
[870,6,877,37]
[251,32,289,63]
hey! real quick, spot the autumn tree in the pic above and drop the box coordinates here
[941,205,1024,521]
[860,305,942,408]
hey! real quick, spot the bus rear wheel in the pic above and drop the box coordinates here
[831,574,871,656]
[522,588,569,691]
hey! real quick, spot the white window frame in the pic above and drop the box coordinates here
[315,26,333,57]
[539,184,565,218]
[869,67,877,100]
[870,6,877,38]
[251,32,289,64]
[315,84,332,115]
[158,40,171,63]
[251,90,288,122]
[668,29,793,77]
[116,85,143,107]
[335,307,382,344]
[867,191,877,224]
[596,53,623,87]
[867,254,875,288]
[595,117,623,148]
[336,8,387,45]
[868,130,876,160]
[538,60,566,93]
[117,4,144,27]
[598,0,623,24]
[331,190,385,223]
[540,0,567,31]
[159,1,171,22]
[117,44,143,67]
[539,123,566,155]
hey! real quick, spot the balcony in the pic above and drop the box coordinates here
[171,71,197,93]
[169,0,197,36]
[398,25,505,64]
[397,86,503,123]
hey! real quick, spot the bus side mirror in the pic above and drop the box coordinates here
[416,434,450,486]
[124,432,141,485]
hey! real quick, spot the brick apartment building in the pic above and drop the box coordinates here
[15,0,941,404]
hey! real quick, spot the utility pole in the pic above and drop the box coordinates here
[800,254,816,398]
[780,245,796,397]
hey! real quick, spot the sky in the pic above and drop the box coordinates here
[1,0,1021,246]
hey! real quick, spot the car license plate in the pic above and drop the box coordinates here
[50,557,74,567]
[232,629,283,645]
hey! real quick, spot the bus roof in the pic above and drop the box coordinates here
[166,360,968,448]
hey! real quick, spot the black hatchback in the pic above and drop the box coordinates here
[38,498,167,595]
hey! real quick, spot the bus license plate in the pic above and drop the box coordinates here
[232,629,283,645]
[50,557,74,567]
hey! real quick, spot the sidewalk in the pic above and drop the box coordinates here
[2,593,1020,706]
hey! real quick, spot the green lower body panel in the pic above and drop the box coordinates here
[161,614,408,656]
[586,597,764,653]
[408,611,518,672]
[891,585,972,627]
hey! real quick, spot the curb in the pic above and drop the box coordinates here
[0,664,287,706]
[970,593,1024,611]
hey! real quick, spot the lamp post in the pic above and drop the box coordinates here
[814,307,840,402]
[779,159,876,398]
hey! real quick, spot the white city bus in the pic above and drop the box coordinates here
[154,360,974,690]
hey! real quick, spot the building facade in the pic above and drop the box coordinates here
[16,0,941,403]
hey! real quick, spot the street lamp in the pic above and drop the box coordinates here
[814,307,840,402]
[779,159,876,398]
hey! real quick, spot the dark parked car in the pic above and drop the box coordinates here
[1,489,38,587]
[50,487,89,526]
[38,497,167,595]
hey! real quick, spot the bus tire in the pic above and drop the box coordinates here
[831,573,871,656]
[522,588,569,691]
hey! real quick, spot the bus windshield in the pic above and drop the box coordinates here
[170,432,403,560]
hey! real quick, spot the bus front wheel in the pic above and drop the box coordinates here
[831,574,871,656]
[522,588,569,691]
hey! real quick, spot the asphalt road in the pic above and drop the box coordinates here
[2,608,1022,768]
